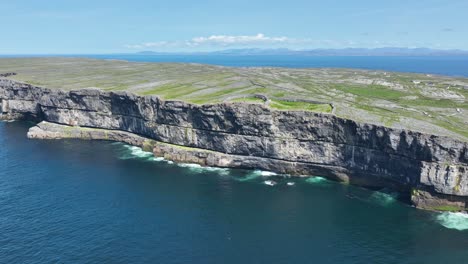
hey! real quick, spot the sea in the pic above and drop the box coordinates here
[2,54,468,77]
[1,121,467,264]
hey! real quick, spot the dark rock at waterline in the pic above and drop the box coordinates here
[1,78,467,211]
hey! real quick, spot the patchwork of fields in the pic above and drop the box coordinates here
[1,57,466,140]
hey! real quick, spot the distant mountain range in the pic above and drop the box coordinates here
[136,48,468,56]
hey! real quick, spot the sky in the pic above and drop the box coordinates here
[0,0,467,54]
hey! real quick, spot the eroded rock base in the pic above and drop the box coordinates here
[412,188,468,212]
[27,121,156,151]
[27,121,467,212]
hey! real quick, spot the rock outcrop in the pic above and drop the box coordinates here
[1,79,467,211]
[27,121,152,148]
[0,73,16,78]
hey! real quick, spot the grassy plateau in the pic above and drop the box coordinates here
[0,57,467,141]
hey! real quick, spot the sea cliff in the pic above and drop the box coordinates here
[1,79,467,211]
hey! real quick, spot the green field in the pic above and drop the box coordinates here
[0,57,467,141]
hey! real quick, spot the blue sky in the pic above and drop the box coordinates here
[1,0,466,54]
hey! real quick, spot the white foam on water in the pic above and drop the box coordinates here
[178,163,203,168]
[263,180,277,186]
[177,163,230,175]
[369,191,398,206]
[235,170,279,182]
[260,171,277,176]
[177,163,204,173]
[305,176,328,184]
[119,145,154,160]
[436,212,468,231]
[118,145,167,163]
[237,170,265,182]
[237,173,260,182]
[202,166,230,175]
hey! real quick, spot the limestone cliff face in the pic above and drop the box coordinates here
[1,79,467,210]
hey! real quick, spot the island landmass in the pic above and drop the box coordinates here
[0,58,467,212]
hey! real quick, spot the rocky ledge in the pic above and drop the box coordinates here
[1,79,467,211]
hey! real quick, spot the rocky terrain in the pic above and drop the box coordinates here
[0,58,467,141]
[1,78,467,211]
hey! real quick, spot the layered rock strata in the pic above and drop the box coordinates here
[1,79,467,211]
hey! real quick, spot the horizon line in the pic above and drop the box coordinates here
[2,47,468,56]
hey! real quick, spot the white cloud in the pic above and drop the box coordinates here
[191,33,289,45]
[125,33,292,49]
[124,41,170,49]
[123,33,421,50]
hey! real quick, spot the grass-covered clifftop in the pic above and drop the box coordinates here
[0,57,466,140]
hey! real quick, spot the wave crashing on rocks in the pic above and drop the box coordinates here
[436,212,468,231]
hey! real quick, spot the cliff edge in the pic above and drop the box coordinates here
[1,79,467,211]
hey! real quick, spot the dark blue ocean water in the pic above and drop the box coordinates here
[1,121,468,264]
[2,54,468,77]
[84,55,468,77]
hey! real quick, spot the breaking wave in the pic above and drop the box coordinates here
[236,170,276,182]
[177,163,230,175]
[117,144,168,163]
[259,171,277,176]
[305,176,328,184]
[119,145,154,160]
[178,163,203,169]
[369,191,398,206]
[436,212,468,231]
[115,144,335,186]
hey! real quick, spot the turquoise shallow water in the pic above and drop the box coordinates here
[1,121,467,264]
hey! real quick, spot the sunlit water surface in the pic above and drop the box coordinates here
[0,122,467,264]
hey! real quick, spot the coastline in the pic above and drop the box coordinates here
[1,78,467,212]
